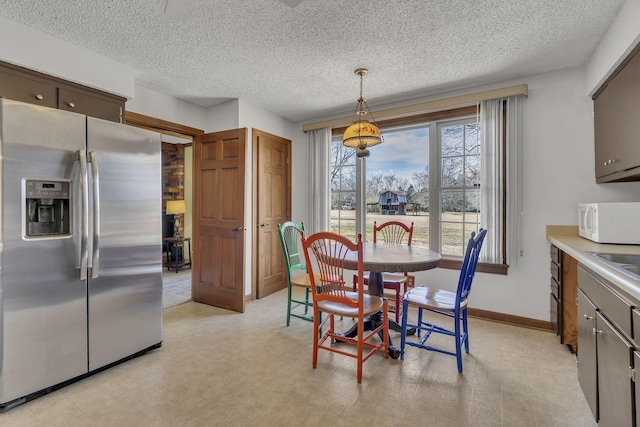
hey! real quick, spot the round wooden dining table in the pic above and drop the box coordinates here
[339,242,441,358]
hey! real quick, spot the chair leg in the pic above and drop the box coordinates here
[357,317,364,383]
[303,288,310,315]
[286,284,293,326]
[463,308,469,353]
[400,299,409,359]
[312,306,320,369]
[417,306,423,337]
[454,308,463,373]
[394,284,401,324]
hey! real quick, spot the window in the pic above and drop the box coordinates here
[437,119,481,257]
[330,140,356,238]
[330,105,508,272]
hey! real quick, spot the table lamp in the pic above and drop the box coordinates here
[166,200,187,238]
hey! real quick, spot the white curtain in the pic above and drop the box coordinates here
[480,96,523,265]
[307,127,331,234]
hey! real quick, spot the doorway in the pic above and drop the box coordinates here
[161,136,194,308]
[125,111,202,309]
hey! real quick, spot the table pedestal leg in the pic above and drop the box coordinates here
[339,271,406,359]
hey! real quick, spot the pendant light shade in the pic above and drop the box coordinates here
[342,68,383,151]
[343,120,382,148]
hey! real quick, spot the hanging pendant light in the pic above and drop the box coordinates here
[342,68,383,155]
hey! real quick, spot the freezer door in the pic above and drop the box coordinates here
[86,117,162,371]
[0,99,88,404]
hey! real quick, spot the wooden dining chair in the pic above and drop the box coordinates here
[301,231,389,383]
[278,221,315,326]
[353,221,414,323]
[399,228,487,372]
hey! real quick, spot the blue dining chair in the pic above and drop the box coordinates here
[399,228,487,372]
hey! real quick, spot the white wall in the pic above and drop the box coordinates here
[0,16,135,98]
[296,67,640,321]
[203,99,238,133]
[293,67,640,321]
[461,67,638,320]
[586,0,640,95]
[126,85,208,130]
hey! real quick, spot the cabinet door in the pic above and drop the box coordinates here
[0,69,56,108]
[561,253,578,351]
[596,312,634,427]
[594,48,640,179]
[577,289,598,421]
[635,351,640,427]
[550,292,559,335]
[58,87,123,123]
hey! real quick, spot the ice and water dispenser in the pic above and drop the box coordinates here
[24,179,71,238]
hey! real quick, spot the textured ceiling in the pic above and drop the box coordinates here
[0,0,626,122]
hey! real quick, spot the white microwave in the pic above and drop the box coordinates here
[578,202,640,244]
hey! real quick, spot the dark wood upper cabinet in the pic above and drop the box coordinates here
[0,60,125,123]
[593,44,640,183]
[58,86,123,123]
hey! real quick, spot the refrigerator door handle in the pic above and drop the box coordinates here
[90,151,100,279]
[79,150,89,280]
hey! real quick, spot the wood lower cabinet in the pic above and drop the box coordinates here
[550,245,578,352]
[0,60,124,122]
[577,288,598,420]
[578,265,636,426]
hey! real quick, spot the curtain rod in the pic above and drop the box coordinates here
[302,84,528,132]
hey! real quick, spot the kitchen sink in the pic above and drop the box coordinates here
[589,253,640,265]
[621,264,640,276]
[586,252,640,280]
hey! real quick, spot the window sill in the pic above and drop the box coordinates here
[438,258,508,275]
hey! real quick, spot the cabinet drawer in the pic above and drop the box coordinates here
[58,87,123,123]
[579,266,633,339]
[550,277,560,300]
[550,293,560,335]
[550,262,561,282]
[550,245,561,264]
[0,69,56,108]
[632,309,640,346]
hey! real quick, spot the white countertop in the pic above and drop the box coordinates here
[546,225,640,302]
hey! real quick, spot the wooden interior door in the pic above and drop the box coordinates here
[193,128,246,312]
[253,130,291,298]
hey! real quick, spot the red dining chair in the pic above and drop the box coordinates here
[353,221,414,323]
[400,228,487,372]
[301,231,389,383]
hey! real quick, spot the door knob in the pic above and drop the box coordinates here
[259,223,268,227]
[233,227,244,231]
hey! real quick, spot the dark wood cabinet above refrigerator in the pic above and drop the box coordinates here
[0,60,125,123]
[593,43,640,183]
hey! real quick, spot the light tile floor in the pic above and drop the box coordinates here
[162,268,192,309]
[0,287,596,426]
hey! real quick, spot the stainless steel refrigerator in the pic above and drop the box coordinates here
[0,99,163,409]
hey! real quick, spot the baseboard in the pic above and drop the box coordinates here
[467,307,554,332]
